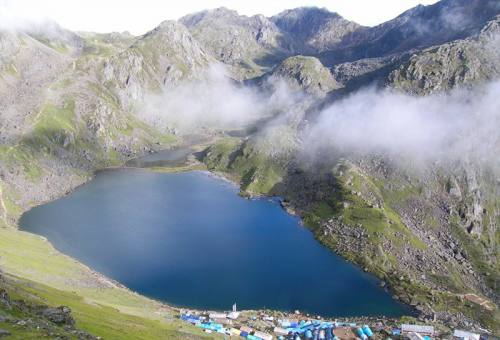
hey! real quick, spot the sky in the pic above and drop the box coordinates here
[1,0,439,35]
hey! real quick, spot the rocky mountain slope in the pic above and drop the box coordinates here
[180,7,363,78]
[103,20,214,105]
[180,8,289,78]
[1,0,500,337]
[318,0,500,64]
[263,55,339,95]
[270,7,363,54]
[0,22,211,339]
[389,14,500,94]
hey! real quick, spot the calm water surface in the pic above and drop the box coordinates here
[20,169,409,317]
[125,147,193,167]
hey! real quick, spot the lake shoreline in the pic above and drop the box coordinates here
[129,148,418,318]
[19,157,407,322]
[16,141,421,325]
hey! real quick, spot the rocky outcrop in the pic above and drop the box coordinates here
[271,7,363,53]
[0,286,97,339]
[103,20,214,106]
[180,8,290,78]
[266,55,339,95]
[318,0,500,65]
[388,16,500,94]
[0,30,71,143]
[329,53,410,92]
[41,306,75,326]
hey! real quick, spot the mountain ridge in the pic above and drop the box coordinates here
[1,0,499,337]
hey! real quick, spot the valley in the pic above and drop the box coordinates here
[0,0,499,338]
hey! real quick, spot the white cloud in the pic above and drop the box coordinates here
[139,64,305,133]
[141,65,268,131]
[302,82,500,167]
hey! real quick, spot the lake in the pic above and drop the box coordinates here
[125,148,193,167]
[20,168,409,317]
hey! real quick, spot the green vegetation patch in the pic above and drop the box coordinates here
[0,145,43,183]
[451,220,500,293]
[204,138,286,195]
[308,165,426,250]
[28,100,77,150]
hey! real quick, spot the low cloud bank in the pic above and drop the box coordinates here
[141,65,300,132]
[142,63,500,169]
[303,81,500,167]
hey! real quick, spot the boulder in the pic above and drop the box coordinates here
[42,306,75,326]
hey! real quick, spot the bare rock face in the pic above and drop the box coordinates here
[0,289,11,310]
[0,31,21,67]
[330,54,408,90]
[271,7,363,53]
[180,7,364,78]
[180,7,290,78]
[388,16,500,94]
[103,20,213,106]
[0,30,71,143]
[318,0,500,66]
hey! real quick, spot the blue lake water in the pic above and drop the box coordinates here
[20,169,409,317]
[125,148,192,167]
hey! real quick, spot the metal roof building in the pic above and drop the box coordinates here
[401,324,435,336]
[453,329,480,340]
